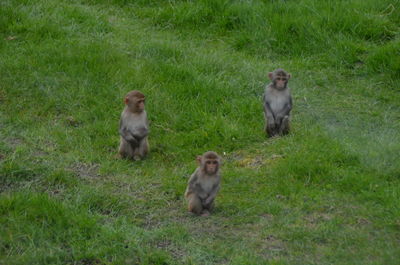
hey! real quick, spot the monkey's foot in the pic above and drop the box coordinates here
[201,210,210,217]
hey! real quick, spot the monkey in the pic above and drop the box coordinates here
[185,151,222,217]
[263,68,293,137]
[118,90,149,160]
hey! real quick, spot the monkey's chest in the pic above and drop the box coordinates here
[133,125,148,136]
[126,116,148,137]
[197,179,217,199]
[268,94,288,112]
[200,180,214,191]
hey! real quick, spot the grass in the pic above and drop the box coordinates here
[1,0,399,264]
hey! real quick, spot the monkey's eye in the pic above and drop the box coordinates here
[212,161,218,165]
[276,78,282,81]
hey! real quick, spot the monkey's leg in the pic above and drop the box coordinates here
[201,200,215,216]
[138,137,149,159]
[266,122,277,137]
[187,194,203,215]
[203,200,215,212]
[131,142,142,161]
[264,122,269,135]
[201,210,210,217]
[119,138,135,159]
[279,115,290,135]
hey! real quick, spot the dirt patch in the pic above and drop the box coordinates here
[261,213,274,220]
[265,154,285,166]
[7,137,23,148]
[155,240,186,260]
[33,149,49,157]
[269,154,284,160]
[304,213,332,228]
[65,116,82,127]
[275,194,286,200]
[225,152,244,162]
[263,234,285,251]
[357,218,371,226]
[237,232,285,259]
[71,162,100,179]
[36,139,56,154]
[5,36,17,41]
[236,156,264,168]
[231,152,284,169]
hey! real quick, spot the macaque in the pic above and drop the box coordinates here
[185,151,222,216]
[263,68,293,137]
[118,90,149,160]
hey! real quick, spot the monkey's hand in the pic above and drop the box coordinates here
[136,127,149,138]
[123,132,140,147]
[204,196,214,206]
[128,137,140,148]
[275,115,285,126]
[267,120,276,129]
[120,128,139,146]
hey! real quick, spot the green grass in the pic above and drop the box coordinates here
[1,0,399,264]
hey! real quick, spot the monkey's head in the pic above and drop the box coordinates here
[268,68,291,90]
[197,151,221,176]
[124,90,145,113]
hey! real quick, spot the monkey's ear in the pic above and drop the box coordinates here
[196,156,202,165]
[287,73,291,79]
[268,72,273,80]
[124,97,129,105]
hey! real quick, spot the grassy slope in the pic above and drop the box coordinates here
[1,0,399,264]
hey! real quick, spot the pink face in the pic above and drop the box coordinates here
[204,159,219,174]
[268,71,290,89]
[125,97,145,112]
[275,75,288,89]
[136,99,145,112]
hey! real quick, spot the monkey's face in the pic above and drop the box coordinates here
[268,70,291,90]
[204,159,219,175]
[274,75,288,90]
[126,96,145,113]
[134,98,145,112]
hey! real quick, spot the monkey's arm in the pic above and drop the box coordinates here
[275,97,292,122]
[185,173,199,196]
[119,121,140,147]
[204,183,220,205]
[264,101,276,123]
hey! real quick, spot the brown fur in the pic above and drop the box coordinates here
[185,151,221,216]
[126,90,145,100]
[263,69,293,137]
[118,90,149,160]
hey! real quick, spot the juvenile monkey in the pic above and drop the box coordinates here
[263,68,293,137]
[185,151,221,216]
[118,90,149,160]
